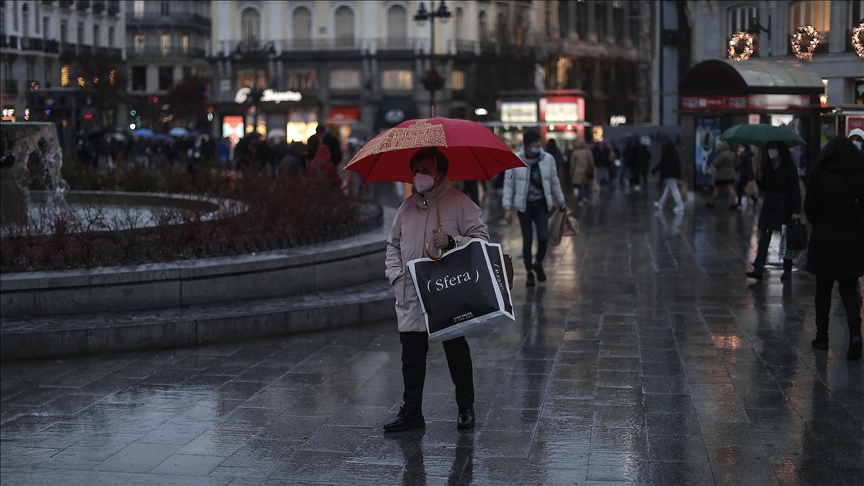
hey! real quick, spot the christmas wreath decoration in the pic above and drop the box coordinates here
[420,69,446,92]
[727,31,755,61]
[791,25,821,61]
[852,21,864,59]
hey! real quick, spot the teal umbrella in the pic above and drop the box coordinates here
[720,124,806,148]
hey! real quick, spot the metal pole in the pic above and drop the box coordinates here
[430,14,436,117]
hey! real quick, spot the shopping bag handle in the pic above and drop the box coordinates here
[425,241,443,260]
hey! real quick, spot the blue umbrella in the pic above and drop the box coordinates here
[153,133,170,141]
[168,127,189,138]
[133,128,155,138]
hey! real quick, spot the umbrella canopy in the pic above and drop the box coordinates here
[267,128,287,139]
[168,127,190,138]
[153,133,170,141]
[720,124,806,148]
[344,117,526,183]
[133,128,155,138]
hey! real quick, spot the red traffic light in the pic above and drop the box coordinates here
[151,96,159,104]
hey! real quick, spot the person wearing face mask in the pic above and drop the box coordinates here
[502,129,568,287]
[383,147,489,432]
[804,135,864,360]
[849,128,864,155]
[746,141,802,281]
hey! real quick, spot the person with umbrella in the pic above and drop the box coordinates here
[502,129,567,287]
[746,141,801,281]
[804,135,864,360]
[382,147,489,432]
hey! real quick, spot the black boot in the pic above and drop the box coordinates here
[533,262,546,282]
[457,406,475,429]
[849,336,863,361]
[525,271,535,287]
[812,318,829,350]
[780,259,793,280]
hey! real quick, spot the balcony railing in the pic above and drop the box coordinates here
[77,0,90,11]
[44,39,60,53]
[20,37,44,51]
[215,37,535,58]
[126,13,211,28]
[78,45,93,57]
[128,46,206,58]
[373,37,421,51]
[60,41,77,57]
[1,35,19,49]
[59,0,73,8]
[108,1,120,16]
[95,46,123,59]
[92,1,105,14]
[3,80,18,94]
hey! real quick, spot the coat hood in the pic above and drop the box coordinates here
[574,138,589,150]
[817,135,864,173]
[717,141,731,153]
[311,144,331,163]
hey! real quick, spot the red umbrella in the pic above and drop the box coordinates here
[344,117,525,183]
[345,117,525,260]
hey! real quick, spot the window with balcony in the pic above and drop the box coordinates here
[478,11,488,42]
[292,6,312,46]
[60,21,67,43]
[21,3,28,37]
[134,0,144,18]
[241,7,260,49]
[728,6,757,36]
[132,66,146,91]
[287,71,316,91]
[93,25,100,47]
[182,34,188,53]
[387,5,407,41]
[161,33,170,55]
[42,17,49,40]
[35,1,40,34]
[629,4,641,47]
[595,2,607,41]
[450,70,465,91]
[108,27,114,48]
[334,6,354,47]
[13,0,18,32]
[382,70,412,90]
[158,66,173,90]
[789,1,831,32]
[613,2,625,43]
[454,8,463,41]
[134,33,145,53]
[330,69,360,89]
[576,2,588,40]
[160,1,170,17]
[77,22,83,45]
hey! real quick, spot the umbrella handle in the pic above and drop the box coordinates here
[425,241,443,260]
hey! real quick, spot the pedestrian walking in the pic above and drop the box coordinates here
[736,144,758,208]
[547,138,568,193]
[383,148,489,432]
[849,128,864,153]
[746,141,802,281]
[652,141,685,213]
[804,135,864,360]
[502,129,567,287]
[569,138,595,206]
[705,141,738,209]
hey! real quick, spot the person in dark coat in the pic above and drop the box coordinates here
[651,141,684,212]
[804,135,864,360]
[746,141,801,281]
[736,144,758,207]
[307,125,343,167]
[305,145,341,188]
[546,138,568,193]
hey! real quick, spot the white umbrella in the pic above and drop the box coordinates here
[168,127,190,138]
[267,129,286,139]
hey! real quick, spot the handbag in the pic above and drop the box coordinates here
[744,180,759,198]
[585,164,595,179]
[408,239,515,342]
[785,219,808,251]
[548,207,580,246]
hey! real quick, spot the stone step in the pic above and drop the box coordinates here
[0,279,395,361]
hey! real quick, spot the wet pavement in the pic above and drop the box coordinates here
[2,183,862,485]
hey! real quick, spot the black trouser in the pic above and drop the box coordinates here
[517,200,550,272]
[736,180,747,205]
[814,276,862,339]
[753,228,791,273]
[400,332,474,415]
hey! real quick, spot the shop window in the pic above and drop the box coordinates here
[241,7,261,49]
[288,71,316,91]
[450,70,465,91]
[132,66,146,92]
[158,66,173,91]
[382,70,412,91]
[728,6,758,36]
[182,34,188,54]
[161,33,170,55]
[237,71,266,89]
[134,33,145,53]
[330,69,360,89]
[788,1,830,33]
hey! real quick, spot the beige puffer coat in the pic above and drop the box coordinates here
[569,138,595,185]
[385,177,489,332]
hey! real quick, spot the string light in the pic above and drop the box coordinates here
[77,76,86,87]
[791,25,821,61]
[727,31,755,61]
[109,70,116,85]
[852,21,864,59]
[60,65,69,87]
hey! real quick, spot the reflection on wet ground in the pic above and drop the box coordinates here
[1,183,862,485]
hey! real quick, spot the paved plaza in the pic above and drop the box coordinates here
[1,185,862,485]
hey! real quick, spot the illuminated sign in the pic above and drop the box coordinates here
[500,102,537,123]
[681,94,811,111]
[544,102,578,122]
[235,87,302,104]
[609,115,627,127]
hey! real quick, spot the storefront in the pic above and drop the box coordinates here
[487,90,588,151]
[325,106,361,144]
[679,59,825,191]
[217,87,315,147]
[374,101,418,135]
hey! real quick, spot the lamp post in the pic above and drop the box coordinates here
[747,15,772,57]
[414,1,451,117]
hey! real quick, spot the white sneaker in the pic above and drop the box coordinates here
[673,206,685,213]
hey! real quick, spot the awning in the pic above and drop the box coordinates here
[680,59,825,96]
[374,102,417,130]
[326,107,360,124]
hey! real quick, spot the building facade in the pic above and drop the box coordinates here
[1,0,125,149]
[124,0,211,131]
[209,1,543,146]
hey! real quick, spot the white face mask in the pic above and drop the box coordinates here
[853,140,863,152]
[413,173,436,193]
[767,149,779,160]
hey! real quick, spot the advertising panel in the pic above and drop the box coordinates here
[501,102,538,124]
[694,116,722,189]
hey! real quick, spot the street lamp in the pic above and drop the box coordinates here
[414,1,451,117]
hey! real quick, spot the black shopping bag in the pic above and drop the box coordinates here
[785,220,808,251]
[408,239,515,342]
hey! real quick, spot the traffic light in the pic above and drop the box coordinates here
[130,109,137,116]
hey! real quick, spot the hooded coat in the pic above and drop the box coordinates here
[502,148,567,212]
[569,139,595,185]
[651,142,682,179]
[713,141,737,182]
[757,145,801,231]
[805,136,864,279]
[385,178,489,332]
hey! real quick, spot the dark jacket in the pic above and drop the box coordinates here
[651,142,682,179]
[307,132,343,166]
[805,136,864,279]
[738,149,755,183]
[757,146,801,231]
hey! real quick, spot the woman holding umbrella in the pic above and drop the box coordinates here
[804,135,864,360]
[746,141,801,281]
[382,147,489,432]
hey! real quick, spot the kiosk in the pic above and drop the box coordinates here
[678,59,825,191]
